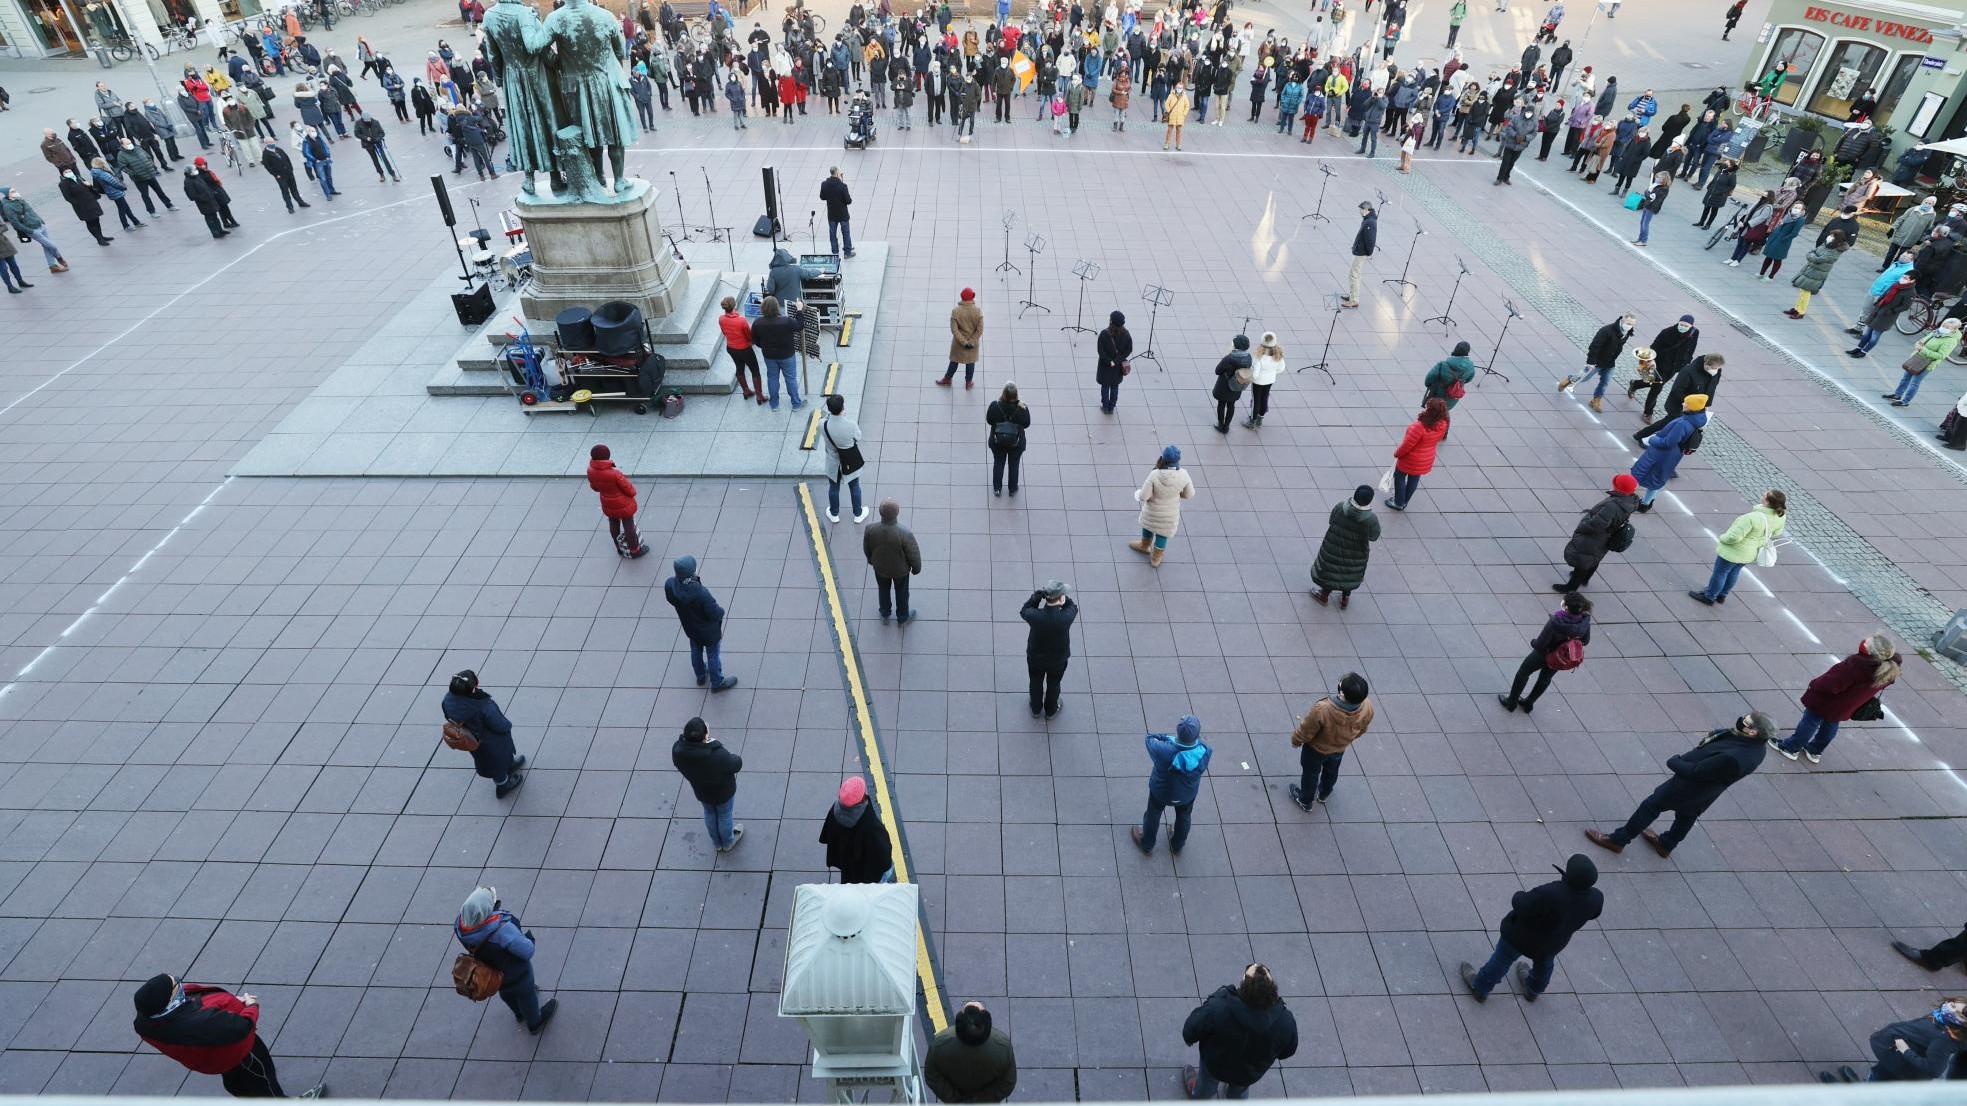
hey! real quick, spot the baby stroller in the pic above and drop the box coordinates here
[843,89,876,149]
[1534,18,1559,42]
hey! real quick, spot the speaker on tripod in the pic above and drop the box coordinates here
[754,165,782,238]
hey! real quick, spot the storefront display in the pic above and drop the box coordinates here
[1743,0,1967,157]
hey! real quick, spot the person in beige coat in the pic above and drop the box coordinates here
[1288,673,1375,810]
[1130,445,1195,567]
[939,287,985,388]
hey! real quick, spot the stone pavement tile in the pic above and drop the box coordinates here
[382,1057,463,1099]
[1641,991,1737,1063]
[1075,996,1147,1066]
[1483,1064,1558,1091]
[1006,934,1070,998]
[453,1059,531,1100]
[1329,995,1412,1066]
[1003,998,1076,1067]
[0,1049,62,1093]
[1679,1062,1754,1085]
[107,1052,191,1096]
[1391,994,1478,1067]
[41,1052,129,1095]
[8,979,112,1051]
[1013,1067,1080,1102]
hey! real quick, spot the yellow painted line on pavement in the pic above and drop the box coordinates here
[794,482,949,1035]
[799,362,842,451]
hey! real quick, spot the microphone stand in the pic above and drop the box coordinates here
[1299,163,1336,223]
[1424,260,1469,328]
[1382,223,1424,291]
[1478,301,1521,386]
[701,165,736,271]
[1295,293,1341,384]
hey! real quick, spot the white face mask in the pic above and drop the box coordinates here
[1676,323,1690,332]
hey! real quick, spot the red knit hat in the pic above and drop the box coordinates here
[1612,474,1639,495]
[839,776,867,806]
[960,287,976,301]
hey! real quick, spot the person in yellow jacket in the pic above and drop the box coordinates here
[1162,83,1191,150]
[1323,69,1350,131]
[1689,489,1786,605]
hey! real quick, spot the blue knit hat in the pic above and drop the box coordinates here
[1159,444,1181,466]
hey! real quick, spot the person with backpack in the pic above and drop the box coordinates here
[441,670,528,798]
[985,382,1030,496]
[1422,340,1476,409]
[820,394,869,523]
[1459,854,1603,1002]
[672,715,744,851]
[586,444,650,559]
[1131,714,1210,856]
[1287,672,1374,810]
[1497,591,1592,713]
[453,886,559,1034]
[132,974,324,1098]
[1585,712,1774,857]
[1555,473,1640,592]
[1689,488,1786,604]
[1210,333,1253,433]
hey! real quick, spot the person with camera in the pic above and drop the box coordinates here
[1020,579,1077,719]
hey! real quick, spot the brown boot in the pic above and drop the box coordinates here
[1127,538,1152,554]
[1588,395,1604,412]
[1149,548,1165,568]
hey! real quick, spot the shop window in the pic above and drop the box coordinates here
[1808,39,1885,119]
[1870,53,1922,128]
[1761,27,1822,106]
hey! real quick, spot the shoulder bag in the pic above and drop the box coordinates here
[451,947,503,1000]
[1754,512,1780,568]
[823,421,866,476]
[441,718,479,752]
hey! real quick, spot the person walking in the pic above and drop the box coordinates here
[863,498,922,623]
[665,555,738,691]
[985,382,1030,496]
[1555,474,1640,592]
[132,975,324,1099]
[1310,485,1381,608]
[820,165,856,257]
[822,775,894,883]
[454,887,559,1034]
[1131,445,1195,567]
[939,287,984,388]
[1211,333,1253,433]
[1819,1002,1967,1084]
[751,295,805,410]
[1287,672,1374,810]
[58,170,113,246]
[1786,231,1850,318]
[1095,310,1134,414]
[1020,579,1076,718]
[718,295,765,403]
[673,716,744,852]
[1773,633,1899,763]
[1131,714,1211,856]
[1386,398,1450,511]
[1497,591,1592,713]
[1630,394,1709,511]
[925,1001,1017,1103]
[586,444,650,559]
[1243,332,1284,427]
[1584,711,1774,857]
[1422,341,1476,409]
[1886,319,1964,405]
[1162,80,1190,149]
[1180,964,1298,1099]
[1690,488,1786,604]
[441,669,529,798]
[1558,311,1635,413]
[0,187,68,273]
[820,394,869,523]
[260,143,309,212]
[1459,854,1603,1003]
[1342,200,1376,308]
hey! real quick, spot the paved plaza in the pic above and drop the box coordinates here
[3,0,1967,1098]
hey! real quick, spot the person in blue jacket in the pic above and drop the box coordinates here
[1629,394,1708,512]
[441,670,528,798]
[1131,715,1211,856]
[665,555,738,691]
[454,886,558,1034]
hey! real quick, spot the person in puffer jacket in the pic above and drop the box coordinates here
[586,444,649,558]
[454,886,559,1035]
[1181,963,1298,1098]
[132,973,324,1098]
[1131,714,1211,855]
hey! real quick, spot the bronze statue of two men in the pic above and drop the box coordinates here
[480,0,640,199]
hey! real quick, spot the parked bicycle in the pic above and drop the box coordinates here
[104,30,159,62]
[1704,198,1750,251]
[1897,292,1950,336]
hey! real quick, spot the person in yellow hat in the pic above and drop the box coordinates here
[1630,393,1707,512]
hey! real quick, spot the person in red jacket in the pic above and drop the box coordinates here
[132,974,324,1098]
[718,295,765,403]
[1773,633,1899,763]
[587,444,649,559]
[1386,396,1450,511]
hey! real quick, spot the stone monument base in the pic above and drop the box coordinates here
[516,178,690,325]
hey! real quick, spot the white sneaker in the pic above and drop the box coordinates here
[1802,751,1822,764]
[827,510,840,523]
[853,507,869,523]
[1769,739,1800,760]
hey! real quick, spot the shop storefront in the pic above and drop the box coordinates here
[1742,0,1967,146]
[0,0,245,56]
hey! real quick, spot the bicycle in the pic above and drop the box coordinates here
[1733,89,1779,122]
[104,30,160,62]
[1704,198,1748,251]
[218,128,246,172]
[1898,293,1951,336]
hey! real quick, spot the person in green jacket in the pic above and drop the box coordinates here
[1690,489,1786,604]
[924,1002,1017,1103]
[1311,485,1382,608]
[1446,0,1468,46]
[1423,341,1478,408]
[1786,231,1848,318]
[1886,318,1963,406]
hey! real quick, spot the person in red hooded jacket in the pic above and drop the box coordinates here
[132,973,324,1098]
[1386,397,1450,511]
[587,444,649,559]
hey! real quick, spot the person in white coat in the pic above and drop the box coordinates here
[1129,444,1196,567]
[1244,331,1285,427]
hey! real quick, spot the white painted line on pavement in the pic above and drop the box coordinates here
[1780,606,1823,645]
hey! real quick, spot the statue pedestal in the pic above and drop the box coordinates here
[517,180,690,325]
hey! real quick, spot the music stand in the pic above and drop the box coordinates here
[1135,284,1174,368]
[1295,291,1342,384]
[1478,300,1521,386]
[995,210,1020,275]
[1383,221,1425,292]
[1019,234,1050,317]
[1232,300,1257,337]
[1424,258,1469,328]
[1300,164,1337,223]
[1062,260,1101,334]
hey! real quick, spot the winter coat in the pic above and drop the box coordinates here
[1648,324,1700,376]
[1531,608,1592,655]
[1651,726,1765,813]
[863,518,921,579]
[1641,177,1669,213]
[59,176,103,221]
[1664,361,1720,415]
[587,457,637,518]
[1790,243,1845,294]
[1109,73,1131,109]
[1833,125,1880,166]
[181,171,221,214]
[1702,166,1737,209]
[820,175,852,222]
[1761,213,1804,261]
[1890,204,1938,248]
[1278,81,1303,114]
[672,735,743,804]
[924,1023,1018,1103]
[1800,650,1893,722]
[1351,211,1377,256]
[1868,1017,1962,1081]
[89,167,127,201]
[949,300,984,363]
[1501,109,1536,152]
[454,909,535,977]
[1714,504,1785,564]
[821,798,893,883]
[41,134,78,174]
[1211,349,1253,402]
[441,688,518,779]
[1649,109,1689,155]
[132,984,259,1074]
[262,145,297,181]
[765,248,814,306]
[116,146,161,183]
[1631,410,1707,490]
[1096,326,1134,385]
[1181,985,1299,1087]
[295,91,326,127]
[1563,492,1638,571]
[1136,465,1195,537]
[1910,327,1964,369]
[1290,695,1375,755]
[0,195,44,232]
[820,414,863,481]
[1359,95,1386,130]
[1020,592,1077,667]
[67,127,100,165]
[664,569,725,644]
[1615,137,1650,178]
[1392,417,1449,477]
[1145,726,1211,804]
[985,398,1030,453]
[1310,499,1380,592]
[1585,320,1631,369]
[1497,873,1603,960]
[1587,124,1615,170]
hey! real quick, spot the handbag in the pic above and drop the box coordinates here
[1901,351,1931,375]
[1851,695,1885,722]
[1754,513,1779,568]
[441,718,479,752]
[823,421,866,476]
[1120,358,1132,376]
[1377,467,1395,496]
[1623,190,1643,210]
[1545,637,1585,671]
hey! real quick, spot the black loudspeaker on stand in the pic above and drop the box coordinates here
[755,165,782,240]
[434,174,495,326]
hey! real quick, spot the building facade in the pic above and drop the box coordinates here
[0,0,254,57]
[1743,0,1967,145]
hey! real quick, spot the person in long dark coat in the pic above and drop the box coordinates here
[1585,712,1772,857]
[181,166,229,238]
[189,158,239,229]
[1627,314,1699,416]
[57,170,111,245]
[1310,485,1382,609]
[1094,310,1134,414]
[1555,473,1639,592]
[821,775,893,882]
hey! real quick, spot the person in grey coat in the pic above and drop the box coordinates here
[820,393,867,523]
[1355,90,1387,157]
[1786,231,1850,318]
[1496,104,1536,183]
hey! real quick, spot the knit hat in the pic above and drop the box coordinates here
[1353,484,1375,506]
[1682,393,1709,412]
[1611,473,1638,495]
[1110,310,1126,325]
[1159,444,1181,466]
[1556,853,1598,888]
[839,776,867,806]
[1176,714,1201,743]
[673,554,698,578]
[133,974,175,1017]
[960,287,976,301]
[1232,334,1250,350]
[590,444,611,460]
[1679,313,1695,324]
[460,886,496,927]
